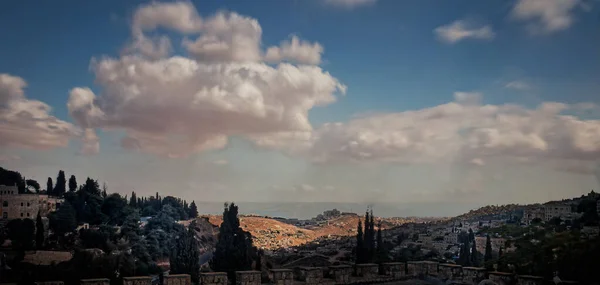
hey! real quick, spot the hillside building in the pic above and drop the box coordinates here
[0,185,63,221]
[543,204,573,221]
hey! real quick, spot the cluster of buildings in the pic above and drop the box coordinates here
[522,202,581,225]
[0,185,63,222]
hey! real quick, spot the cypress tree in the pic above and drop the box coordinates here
[189,201,198,218]
[129,191,137,208]
[55,170,66,197]
[369,210,375,261]
[471,238,478,266]
[68,175,77,192]
[484,235,493,262]
[35,211,45,249]
[170,225,200,284]
[356,220,364,263]
[46,177,53,195]
[376,221,385,262]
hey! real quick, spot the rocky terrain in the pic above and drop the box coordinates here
[203,214,420,250]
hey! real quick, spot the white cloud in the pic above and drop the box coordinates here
[470,158,485,166]
[253,93,600,173]
[265,35,324,65]
[434,20,495,44]
[511,0,584,34]
[0,154,20,162]
[182,12,263,63]
[324,0,377,9]
[131,1,203,34]
[0,73,79,150]
[505,80,531,91]
[68,57,345,158]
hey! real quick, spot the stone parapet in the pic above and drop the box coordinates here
[295,266,323,284]
[354,263,379,280]
[439,263,462,280]
[328,265,352,284]
[489,272,515,285]
[35,282,64,285]
[269,269,293,285]
[123,276,151,285]
[516,275,544,285]
[164,274,191,285]
[421,261,439,276]
[461,267,486,285]
[380,262,405,279]
[200,272,228,285]
[406,261,420,277]
[80,279,110,285]
[236,271,261,285]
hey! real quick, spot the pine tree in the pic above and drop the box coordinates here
[484,235,493,262]
[68,175,77,192]
[189,201,198,218]
[46,177,53,195]
[55,170,66,197]
[35,211,45,249]
[170,225,200,284]
[356,220,365,263]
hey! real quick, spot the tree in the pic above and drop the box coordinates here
[26,179,40,192]
[189,201,198,218]
[376,221,387,262]
[49,201,77,236]
[484,235,493,262]
[101,193,129,225]
[36,211,45,249]
[356,220,365,263]
[369,210,375,261]
[0,167,26,193]
[458,240,470,266]
[211,203,256,283]
[46,177,53,195]
[498,247,503,258]
[55,170,67,197]
[68,175,77,192]
[170,225,201,284]
[129,191,137,208]
[6,218,35,250]
[471,238,479,266]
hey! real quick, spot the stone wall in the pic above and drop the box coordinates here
[200,272,227,285]
[164,274,191,285]
[354,263,379,280]
[295,266,323,285]
[270,269,293,285]
[80,278,110,285]
[380,262,405,279]
[462,267,487,285]
[488,272,515,285]
[421,261,438,277]
[327,265,351,284]
[123,276,152,285]
[35,282,64,285]
[438,263,462,280]
[235,271,261,285]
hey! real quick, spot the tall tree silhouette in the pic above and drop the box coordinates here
[356,220,365,263]
[68,175,77,192]
[46,177,53,195]
[170,224,200,284]
[189,201,198,218]
[36,211,45,249]
[211,203,256,283]
[129,191,137,208]
[484,235,493,262]
[55,170,66,197]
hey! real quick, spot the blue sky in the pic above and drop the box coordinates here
[1,0,599,216]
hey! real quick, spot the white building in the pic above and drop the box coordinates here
[544,204,572,221]
[0,185,63,221]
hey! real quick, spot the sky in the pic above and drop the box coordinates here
[1,0,599,216]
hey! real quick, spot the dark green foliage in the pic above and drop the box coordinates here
[26,179,40,192]
[55,170,67,197]
[129,191,137,208]
[484,235,493,262]
[498,246,503,258]
[355,209,379,263]
[36,211,45,249]
[376,221,388,262]
[68,175,77,192]
[49,201,77,236]
[356,220,365,263]
[6,218,35,250]
[189,200,198,218]
[470,237,478,266]
[101,193,129,225]
[170,225,201,284]
[46,177,53,195]
[211,203,257,282]
[0,167,26,193]
[458,239,470,266]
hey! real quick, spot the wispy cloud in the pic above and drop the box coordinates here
[505,80,532,91]
[323,0,377,9]
[511,0,587,34]
[434,20,495,44]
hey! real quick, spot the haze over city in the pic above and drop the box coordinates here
[1,0,599,216]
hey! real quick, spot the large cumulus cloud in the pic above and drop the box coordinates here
[0,74,79,150]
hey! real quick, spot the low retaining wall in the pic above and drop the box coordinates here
[200,272,227,285]
[270,269,293,285]
[328,265,352,284]
[380,262,405,279]
[236,271,261,285]
[123,276,152,285]
[164,274,191,285]
[80,279,109,285]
